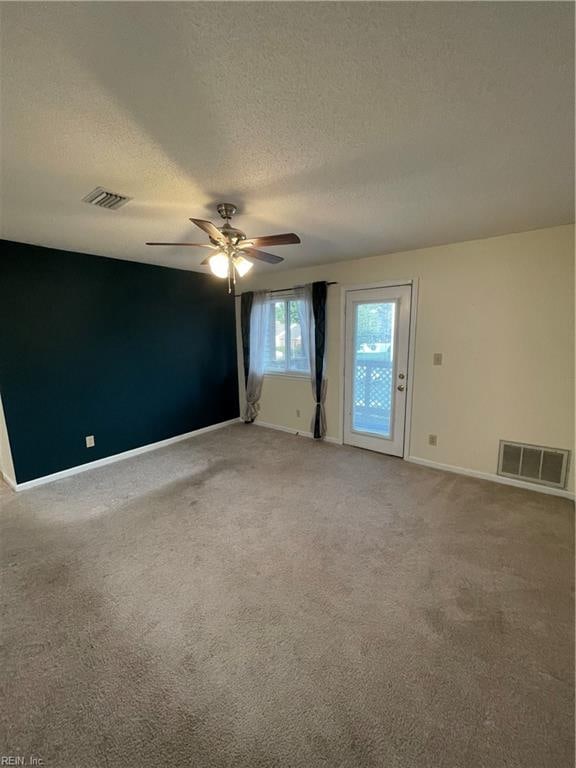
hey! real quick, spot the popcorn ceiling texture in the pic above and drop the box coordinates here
[1,2,573,272]
[1,425,573,767]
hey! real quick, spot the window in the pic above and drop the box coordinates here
[264,296,310,374]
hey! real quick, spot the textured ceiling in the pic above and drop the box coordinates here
[1,2,574,273]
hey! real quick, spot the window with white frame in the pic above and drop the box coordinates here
[263,295,310,375]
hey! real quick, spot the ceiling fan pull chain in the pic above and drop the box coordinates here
[231,255,237,295]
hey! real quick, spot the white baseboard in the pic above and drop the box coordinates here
[406,456,575,500]
[249,424,574,500]
[7,419,570,500]
[252,419,341,445]
[5,417,242,492]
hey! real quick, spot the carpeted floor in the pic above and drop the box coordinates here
[1,424,573,767]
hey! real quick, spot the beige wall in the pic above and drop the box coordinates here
[0,392,16,484]
[237,225,575,492]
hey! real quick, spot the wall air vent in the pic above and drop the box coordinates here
[497,440,570,489]
[82,187,131,210]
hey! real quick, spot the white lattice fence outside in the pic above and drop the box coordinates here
[353,360,393,432]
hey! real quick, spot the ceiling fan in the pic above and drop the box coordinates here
[146,203,301,292]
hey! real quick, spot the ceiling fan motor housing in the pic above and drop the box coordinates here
[210,225,246,246]
[213,203,246,246]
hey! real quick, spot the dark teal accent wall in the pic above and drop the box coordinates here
[0,240,239,483]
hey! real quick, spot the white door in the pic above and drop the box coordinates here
[344,285,411,457]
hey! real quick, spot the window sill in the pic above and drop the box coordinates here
[264,372,310,381]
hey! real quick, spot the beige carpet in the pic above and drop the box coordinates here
[1,424,573,767]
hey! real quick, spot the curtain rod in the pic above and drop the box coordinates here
[234,281,338,297]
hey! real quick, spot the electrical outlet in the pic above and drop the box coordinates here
[433,353,443,366]
[296,409,301,418]
[85,435,95,448]
[428,434,438,446]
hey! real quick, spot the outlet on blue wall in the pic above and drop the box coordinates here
[0,240,240,483]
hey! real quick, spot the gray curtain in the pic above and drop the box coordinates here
[240,292,253,389]
[295,282,327,439]
[242,290,269,423]
[311,282,328,438]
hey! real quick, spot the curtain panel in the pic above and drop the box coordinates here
[311,281,328,438]
[240,291,253,388]
[242,290,269,423]
[295,281,328,439]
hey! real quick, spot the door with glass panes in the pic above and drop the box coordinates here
[344,285,411,456]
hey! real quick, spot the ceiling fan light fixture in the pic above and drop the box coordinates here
[147,203,300,291]
[208,252,229,279]
[233,255,253,277]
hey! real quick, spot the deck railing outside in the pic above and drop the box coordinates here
[353,358,393,435]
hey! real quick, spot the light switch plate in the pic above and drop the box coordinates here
[85,435,95,448]
[433,353,443,366]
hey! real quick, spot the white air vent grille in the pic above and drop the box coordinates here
[498,440,569,489]
[82,187,131,210]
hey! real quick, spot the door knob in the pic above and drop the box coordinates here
[397,384,405,392]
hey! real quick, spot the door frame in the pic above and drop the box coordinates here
[338,279,418,458]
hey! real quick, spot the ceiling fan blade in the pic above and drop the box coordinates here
[200,255,212,266]
[242,247,284,265]
[146,242,217,248]
[239,233,300,248]
[190,218,224,242]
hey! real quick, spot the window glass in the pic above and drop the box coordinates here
[264,298,310,374]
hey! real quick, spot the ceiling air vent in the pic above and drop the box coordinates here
[82,186,131,210]
[498,440,570,489]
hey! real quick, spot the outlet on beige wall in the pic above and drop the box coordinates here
[237,225,575,492]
